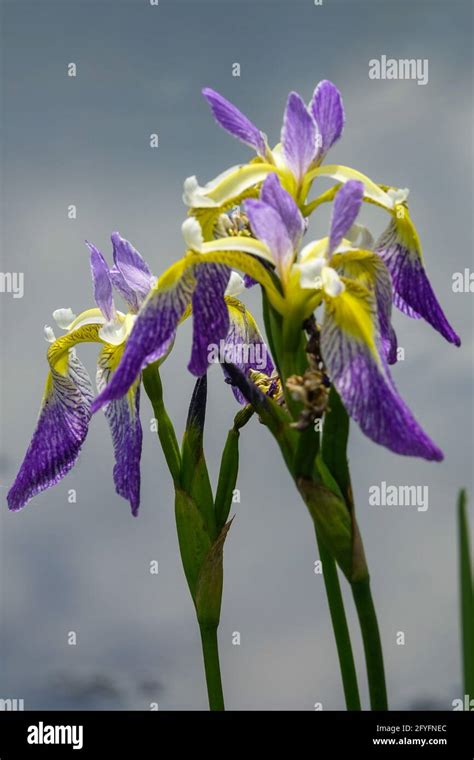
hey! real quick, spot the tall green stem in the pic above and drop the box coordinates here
[352,578,388,710]
[199,624,225,711]
[316,530,361,710]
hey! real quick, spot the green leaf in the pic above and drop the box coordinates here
[195,520,233,627]
[321,386,351,502]
[142,364,181,482]
[175,487,212,600]
[458,489,474,696]
[181,376,216,539]
[298,476,368,583]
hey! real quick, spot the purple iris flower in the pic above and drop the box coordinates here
[7,233,156,516]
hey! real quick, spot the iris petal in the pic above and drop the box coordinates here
[188,263,231,376]
[97,344,143,516]
[260,173,305,250]
[7,325,100,511]
[202,88,267,157]
[320,281,443,461]
[281,92,319,184]
[375,212,461,347]
[309,80,345,158]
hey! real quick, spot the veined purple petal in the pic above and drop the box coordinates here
[97,345,143,516]
[329,181,364,255]
[260,173,305,250]
[111,232,154,312]
[320,284,443,461]
[88,243,115,321]
[310,80,345,158]
[281,92,318,183]
[375,218,461,346]
[188,264,231,376]
[7,354,93,511]
[92,269,196,412]
[223,299,274,404]
[244,198,293,273]
[202,88,267,157]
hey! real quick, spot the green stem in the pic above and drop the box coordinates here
[352,578,388,710]
[199,624,225,711]
[316,529,361,710]
[458,489,474,697]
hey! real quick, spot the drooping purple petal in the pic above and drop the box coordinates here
[260,173,305,250]
[202,88,267,157]
[88,243,115,321]
[97,345,143,516]
[309,80,345,158]
[281,92,319,183]
[110,232,155,313]
[188,264,231,376]
[92,269,196,412]
[375,217,461,346]
[328,180,364,255]
[320,283,443,461]
[7,353,94,511]
[222,299,274,404]
[244,198,293,274]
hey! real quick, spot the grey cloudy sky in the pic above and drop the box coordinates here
[0,0,472,709]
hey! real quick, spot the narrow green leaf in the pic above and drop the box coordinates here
[181,376,216,539]
[195,520,233,627]
[458,489,474,696]
[175,488,212,600]
[142,364,181,482]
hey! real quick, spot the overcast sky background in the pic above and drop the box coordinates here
[0,0,473,710]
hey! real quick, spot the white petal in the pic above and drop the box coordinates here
[44,325,56,343]
[99,313,136,346]
[387,187,410,205]
[182,217,204,251]
[322,266,345,297]
[225,271,245,297]
[52,307,76,330]
[294,258,325,290]
[345,223,375,250]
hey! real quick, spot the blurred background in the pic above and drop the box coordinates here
[0,0,472,710]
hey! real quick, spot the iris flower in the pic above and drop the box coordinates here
[183,80,460,349]
[92,167,457,461]
[8,234,269,515]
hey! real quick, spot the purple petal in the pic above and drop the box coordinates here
[329,181,364,254]
[223,300,274,404]
[97,345,143,516]
[375,218,461,346]
[281,92,318,183]
[244,198,293,273]
[111,232,154,312]
[321,285,443,460]
[260,173,305,250]
[88,243,115,321]
[202,88,267,157]
[7,354,93,511]
[188,264,231,376]
[92,270,195,412]
[309,80,345,158]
